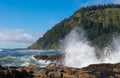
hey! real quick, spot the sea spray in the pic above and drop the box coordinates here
[61,27,99,68]
[103,36,120,63]
[61,27,120,68]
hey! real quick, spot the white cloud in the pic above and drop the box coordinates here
[0,29,42,48]
[112,0,120,4]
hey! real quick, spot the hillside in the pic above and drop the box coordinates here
[28,4,120,49]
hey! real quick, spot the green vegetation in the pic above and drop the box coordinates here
[28,4,120,49]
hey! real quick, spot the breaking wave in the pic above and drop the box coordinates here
[0,49,58,66]
[62,27,120,68]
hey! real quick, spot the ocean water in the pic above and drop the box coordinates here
[0,49,59,67]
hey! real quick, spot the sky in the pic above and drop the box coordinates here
[0,0,119,48]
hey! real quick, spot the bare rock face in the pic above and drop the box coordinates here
[1,63,120,78]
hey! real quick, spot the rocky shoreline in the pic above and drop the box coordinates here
[1,63,120,78]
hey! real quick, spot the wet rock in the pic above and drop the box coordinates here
[0,65,8,70]
[48,72,63,78]
[1,63,120,78]
[63,73,78,78]
[0,64,2,69]
[20,69,28,77]
[25,65,41,70]
[9,69,28,78]
[33,72,42,77]
[46,66,56,70]
[34,53,65,67]
[0,71,6,78]
[39,69,47,75]
[57,69,64,73]
[59,66,72,75]
[9,69,20,78]
[33,69,48,78]
[34,53,63,62]
[113,68,120,73]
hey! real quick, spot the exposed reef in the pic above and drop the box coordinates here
[1,63,120,78]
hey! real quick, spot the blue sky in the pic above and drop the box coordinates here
[0,0,119,48]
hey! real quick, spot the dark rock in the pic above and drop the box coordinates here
[0,65,8,70]
[0,64,2,68]
[25,65,41,70]
[34,53,65,67]
[20,69,28,78]
[0,71,6,78]
[1,63,120,78]
[48,72,63,78]
[33,69,48,77]
[34,53,63,61]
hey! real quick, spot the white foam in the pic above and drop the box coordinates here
[21,62,30,66]
[38,60,51,67]
[62,27,120,68]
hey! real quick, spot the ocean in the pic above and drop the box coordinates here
[0,49,59,67]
